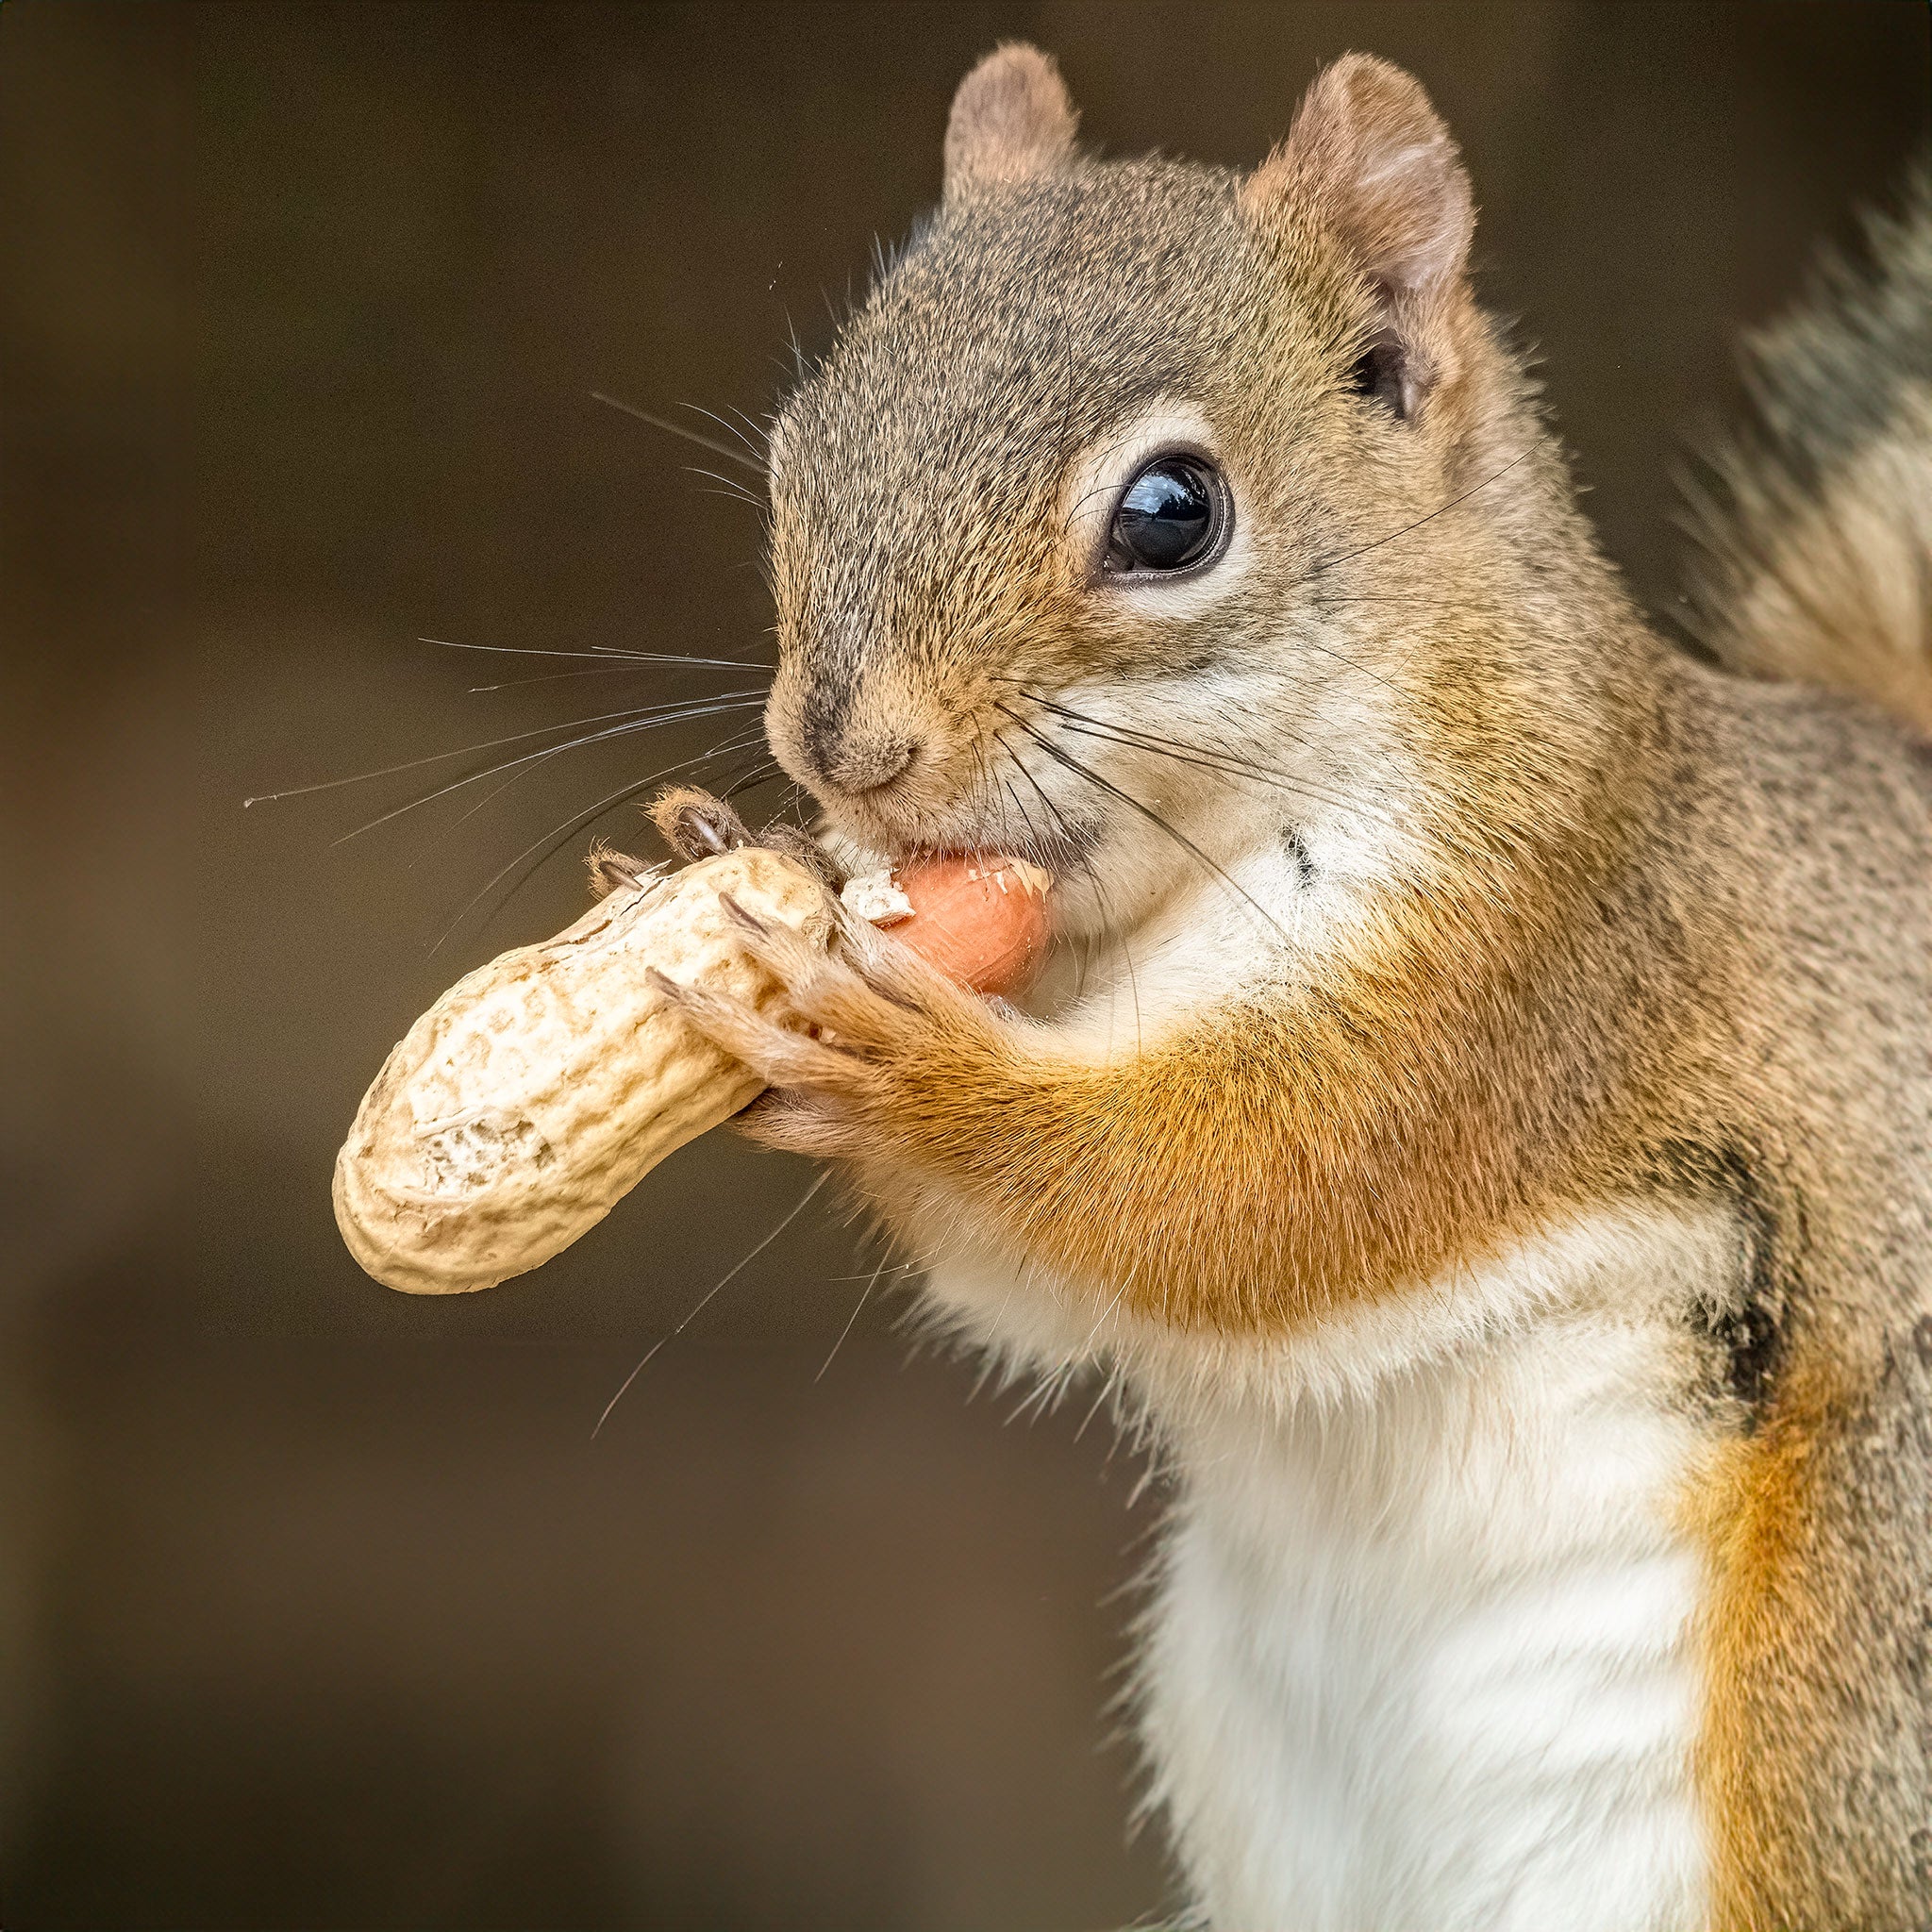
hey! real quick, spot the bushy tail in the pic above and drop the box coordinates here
[1684,168,1932,737]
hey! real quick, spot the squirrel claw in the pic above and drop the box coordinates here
[651,966,863,1091]
[717,890,772,937]
[647,787,754,862]
[754,820,847,891]
[585,841,658,900]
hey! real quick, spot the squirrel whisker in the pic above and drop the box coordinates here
[1291,449,1532,587]
[674,399,772,467]
[426,722,772,953]
[719,758,788,802]
[997,706,1295,949]
[998,738,1143,1029]
[593,1172,833,1440]
[419,720,772,882]
[330,695,772,847]
[425,635,769,670]
[463,664,675,692]
[589,389,768,476]
[1012,690,1403,836]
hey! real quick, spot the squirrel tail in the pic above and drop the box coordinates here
[1683,167,1932,738]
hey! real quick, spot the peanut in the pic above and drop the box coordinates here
[334,846,836,1295]
[862,855,1053,994]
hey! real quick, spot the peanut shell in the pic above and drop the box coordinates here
[334,846,835,1295]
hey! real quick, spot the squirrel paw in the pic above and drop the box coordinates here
[653,891,1008,1159]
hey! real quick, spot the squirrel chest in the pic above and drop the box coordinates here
[926,1203,1731,1931]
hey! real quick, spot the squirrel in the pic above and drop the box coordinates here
[649,44,1932,1932]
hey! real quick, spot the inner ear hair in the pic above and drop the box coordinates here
[1350,325,1410,418]
[1245,54,1476,413]
[943,42,1079,200]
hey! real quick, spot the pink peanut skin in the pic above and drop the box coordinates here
[889,855,1053,995]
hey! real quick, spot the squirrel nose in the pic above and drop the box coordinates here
[824,730,918,795]
[785,666,937,801]
[803,704,921,796]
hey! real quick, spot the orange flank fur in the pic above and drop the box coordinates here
[1688,1350,1923,1932]
[1692,1405,1823,1932]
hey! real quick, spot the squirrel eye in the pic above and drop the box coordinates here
[1103,455,1227,575]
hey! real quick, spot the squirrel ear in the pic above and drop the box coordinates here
[944,43,1079,200]
[1246,54,1474,302]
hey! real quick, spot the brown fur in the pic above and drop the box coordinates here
[665,48,1932,1926]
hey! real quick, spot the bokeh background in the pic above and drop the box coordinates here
[2,3,1927,1925]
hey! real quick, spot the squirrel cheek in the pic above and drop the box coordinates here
[849,856,1054,996]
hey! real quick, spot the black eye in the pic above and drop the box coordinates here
[1104,454,1227,575]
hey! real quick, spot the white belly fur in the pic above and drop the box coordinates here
[921,1206,1733,1931]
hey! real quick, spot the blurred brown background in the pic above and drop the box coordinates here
[1,3,1926,1926]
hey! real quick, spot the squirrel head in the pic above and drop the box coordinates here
[764,46,1614,931]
